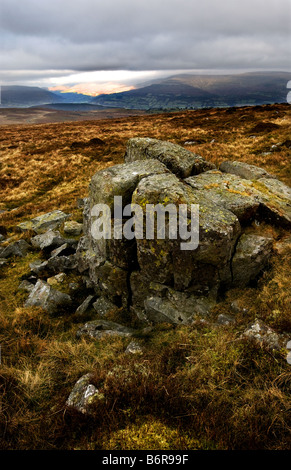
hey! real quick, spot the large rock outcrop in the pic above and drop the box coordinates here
[76,137,291,325]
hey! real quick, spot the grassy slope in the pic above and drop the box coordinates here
[0,104,290,450]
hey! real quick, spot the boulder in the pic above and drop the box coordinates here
[185,170,260,223]
[17,210,70,234]
[77,138,291,324]
[89,159,169,211]
[25,279,72,314]
[125,137,215,178]
[144,294,213,325]
[220,160,275,180]
[0,239,31,259]
[231,234,273,287]
[132,172,240,289]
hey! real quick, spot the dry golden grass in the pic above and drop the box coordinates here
[0,103,290,450]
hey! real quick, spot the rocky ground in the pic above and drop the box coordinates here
[0,104,290,450]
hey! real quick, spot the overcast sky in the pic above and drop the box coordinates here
[0,0,290,94]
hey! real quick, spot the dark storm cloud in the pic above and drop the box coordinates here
[0,0,290,84]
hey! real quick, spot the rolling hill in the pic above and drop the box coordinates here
[0,86,63,108]
[91,72,291,110]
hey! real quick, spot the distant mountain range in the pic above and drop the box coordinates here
[0,86,92,108]
[1,72,290,110]
[91,72,291,109]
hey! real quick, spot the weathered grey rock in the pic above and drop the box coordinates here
[0,239,31,259]
[50,243,76,258]
[25,279,72,314]
[89,219,137,270]
[242,320,283,350]
[47,272,66,287]
[78,138,291,319]
[75,295,95,315]
[30,254,77,276]
[75,236,94,273]
[30,230,65,250]
[66,373,104,415]
[29,259,48,275]
[18,210,70,234]
[144,291,214,325]
[125,137,215,178]
[76,319,135,339]
[257,177,291,201]
[286,340,291,350]
[63,220,83,236]
[18,280,34,293]
[89,261,128,307]
[231,234,273,287]
[253,179,291,228]
[287,352,291,365]
[92,296,117,316]
[132,172,240,288]
[220,161,275,180]
[90,159,169,211]
[185,170,261,222]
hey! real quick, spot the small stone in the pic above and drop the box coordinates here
[243,320,283,350]
[47,272,66,286]
[0,239,31,259]
[75,295,95,315]
[93,297,117,316]
[125,340,143,355]
[76,319,135,339]
[287,352,291,365]
[66,373,103,415]
[50,243,70,258]
[286,341,291,350]
[25,279,72,314]
[18,280,35,292]
[30,230,65,250]
[63,220,83,236]
[18,210,70,234]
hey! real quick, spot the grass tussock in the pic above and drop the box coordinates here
[0,103,290,450]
